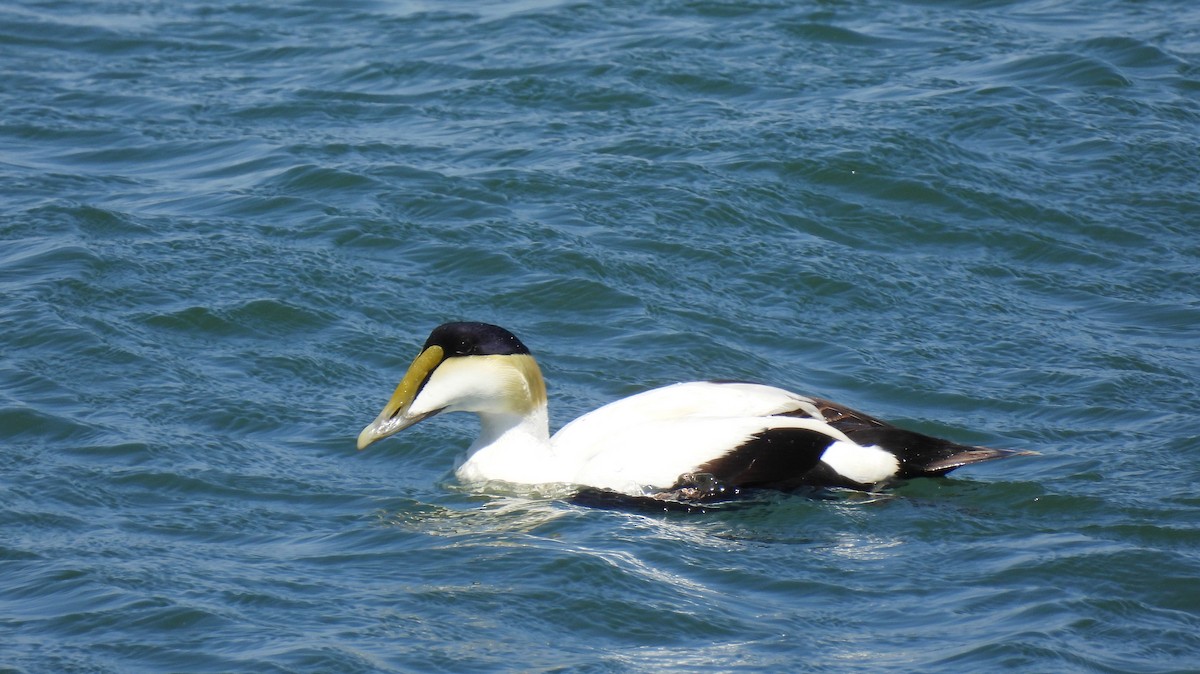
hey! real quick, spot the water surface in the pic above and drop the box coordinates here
[2,0,1199,672]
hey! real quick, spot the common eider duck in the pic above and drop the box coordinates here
[357,322,1032,500]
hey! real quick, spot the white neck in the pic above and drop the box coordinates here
[454,403,565,485]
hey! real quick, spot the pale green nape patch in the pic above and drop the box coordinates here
[507,353,547,411]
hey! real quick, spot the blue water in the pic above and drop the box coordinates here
[3,0,1199,671]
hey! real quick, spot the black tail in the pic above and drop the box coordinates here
[842,426,1035,479]
[921,446,1036,475]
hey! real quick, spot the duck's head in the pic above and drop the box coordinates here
[356,322,547,450]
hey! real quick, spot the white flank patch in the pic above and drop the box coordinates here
[819,440,900,486]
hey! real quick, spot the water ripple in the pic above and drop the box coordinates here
[3,0,1199,671]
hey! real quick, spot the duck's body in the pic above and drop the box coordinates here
[358,322,1031,499]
